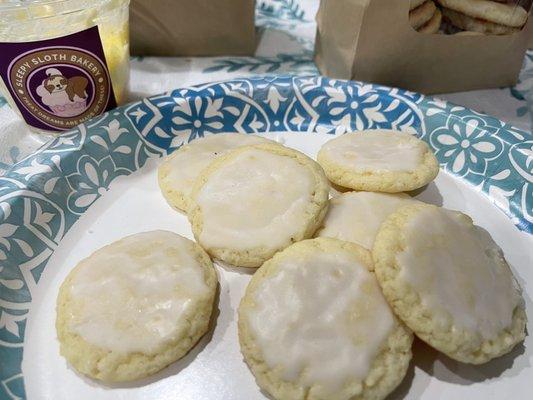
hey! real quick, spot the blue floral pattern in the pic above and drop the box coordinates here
[431,117,504,177]
[0,76,531,399]
[256,0,310,30]
[257,0,308,23]
[66,155,130,214]
[203,54,316,75]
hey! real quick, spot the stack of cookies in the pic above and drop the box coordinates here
[438,0,529,34]
[410,0,529,35]
[55,129,527,400]
[410,0,442,33]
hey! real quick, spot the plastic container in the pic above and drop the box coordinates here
[0,0,130,133]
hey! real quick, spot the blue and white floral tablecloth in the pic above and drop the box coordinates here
[0,0,532,175]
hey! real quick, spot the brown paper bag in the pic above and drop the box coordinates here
[130,0,256,56]
[315,0,532,94]
[528,17,533,48]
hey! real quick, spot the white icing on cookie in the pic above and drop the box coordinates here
[318,191,417,249]
[68,231,210,354]
[160,133,269,201]
[247,249,395,393]
[321,130,425,173]
[397,207,522,340]
[196,148,316,250]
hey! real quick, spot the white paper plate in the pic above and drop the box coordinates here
[1,76,531,399]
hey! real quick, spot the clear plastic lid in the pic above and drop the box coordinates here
[0,0,129,42]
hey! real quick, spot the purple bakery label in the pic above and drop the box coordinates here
[0,26,117,131]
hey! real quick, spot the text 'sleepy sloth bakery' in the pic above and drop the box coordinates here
[0,0,130,134]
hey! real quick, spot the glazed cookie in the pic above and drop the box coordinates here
[158,133,272,212]
[188,143,330,268]
[373,204,526,364]
[317,130,439,192]
[316,192,420,251]
[239,238,413,400]
[56,231,217,382]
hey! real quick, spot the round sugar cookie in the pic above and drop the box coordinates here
[418,8,442,34]
[158,133,272,212]
[409,0,437,29]
[436,0,528,27]
[238,238,413,400]
[442,8,519,34]
[373,204,526,364]
[317,130,439,193]
[188,143,330,268]
[316,192,420,251]
[56,231,217,382]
